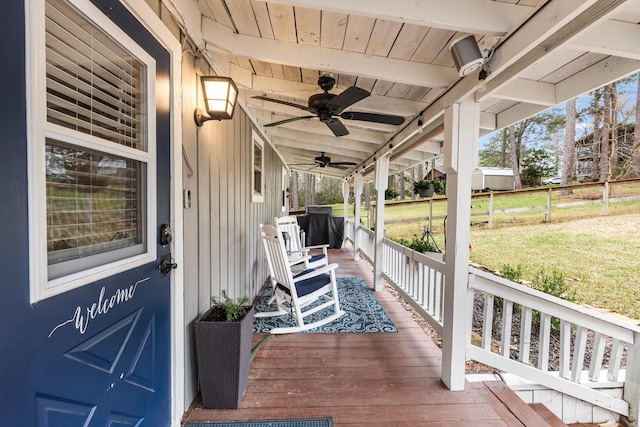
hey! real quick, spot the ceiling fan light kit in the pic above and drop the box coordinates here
[450,35,484,77]
[253,75,405,137]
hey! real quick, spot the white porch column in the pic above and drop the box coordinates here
[624,332,640,426]
[353,174,363,261]
[440,97,478,391]
[373,157,389,291]
[342,179,349,246]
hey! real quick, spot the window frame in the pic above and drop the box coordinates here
[27,0,157,303]
[252,130,264,203]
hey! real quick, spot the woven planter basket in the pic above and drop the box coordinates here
[194,306,254,409]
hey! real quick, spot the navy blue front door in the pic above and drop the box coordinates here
[0,0,173,425]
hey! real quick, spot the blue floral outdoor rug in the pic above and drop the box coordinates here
[184,418,332,427]
[253,277,397,333]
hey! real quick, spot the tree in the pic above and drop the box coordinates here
[600,84,612,182]
[315,176,343,205]
[633,73,640,177]
[290,170,299,210]
[521,149,556,186]
[303,173,315,206]
[560,98,577,195]
[509,125,523,189]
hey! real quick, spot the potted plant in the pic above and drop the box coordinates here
[193,291,254,409]
[412,178,444,197]
[413,179,435,197]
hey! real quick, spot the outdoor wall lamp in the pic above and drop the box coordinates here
[194,76,238,126]
[449,35,484,77]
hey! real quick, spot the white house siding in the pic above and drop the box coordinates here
[181,52,285,409]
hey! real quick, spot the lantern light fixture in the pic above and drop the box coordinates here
[194,76,238,126]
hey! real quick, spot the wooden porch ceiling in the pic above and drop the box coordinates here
[185,0,640,180]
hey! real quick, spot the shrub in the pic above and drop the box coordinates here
[392,235,439,253]
[500,264,523,284]
[385,188,400,200]
[531,268,576,302]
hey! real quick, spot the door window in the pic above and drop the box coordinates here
[28,0,157,301]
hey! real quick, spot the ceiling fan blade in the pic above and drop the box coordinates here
[263,116,316,127]
[252,95,314,113]
[328,161,357,166]
[327,164,350,170]
[323,118,349,137]
[326,87,370,114]
[340,111,405,125]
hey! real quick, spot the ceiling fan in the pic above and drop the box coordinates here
[253,74,405,137]
[290,152,358,170]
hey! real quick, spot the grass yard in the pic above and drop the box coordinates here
[330,180,640,321]
[470,214,640,320]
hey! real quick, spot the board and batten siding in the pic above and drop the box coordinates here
[181,52,286,408]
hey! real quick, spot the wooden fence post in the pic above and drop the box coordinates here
[546,187,552,222]
[603,181,609,215]
[488,193,494,229]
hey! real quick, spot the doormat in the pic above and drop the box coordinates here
[184,418,332,427]
[253,277,397,333]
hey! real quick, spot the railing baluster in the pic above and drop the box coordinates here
[435,270,443,322]
[589,332,606,381]
[538,313,551,371]
[608,339,623,382]
[501,299,513,357]
[571,326,588,383]
[559,319,571,379]
[483,293,494,351]
[519,306,532,364]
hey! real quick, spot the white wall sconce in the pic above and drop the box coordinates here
[194,76,238,126]
[450,35,484,77]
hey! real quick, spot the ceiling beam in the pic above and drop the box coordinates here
[479,112,496,131]
[254,0,534,35]
[202,17,459,88]
[492,79,557,107]
[569,20,640,60]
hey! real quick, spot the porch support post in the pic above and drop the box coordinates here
[342,179,349,246]
[440,96,478,391]
[353,174,363,261]
[624,332,640,426]
[373,157,389,292]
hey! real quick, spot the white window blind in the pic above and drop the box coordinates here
[45,0,145,150]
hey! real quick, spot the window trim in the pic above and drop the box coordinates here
[27,0,157,303]
[252,129,264,203]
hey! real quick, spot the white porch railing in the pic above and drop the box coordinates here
[344,220,640,423]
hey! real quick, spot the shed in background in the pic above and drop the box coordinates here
[471,167,514,192]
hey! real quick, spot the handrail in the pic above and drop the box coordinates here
[468,267,638,416]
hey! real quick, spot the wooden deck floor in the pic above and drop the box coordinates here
[182,247,559,426]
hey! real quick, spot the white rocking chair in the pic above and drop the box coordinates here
[275,216,329,270]
[256,223,344,334]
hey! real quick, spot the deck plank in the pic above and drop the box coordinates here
[184,247,541,426]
